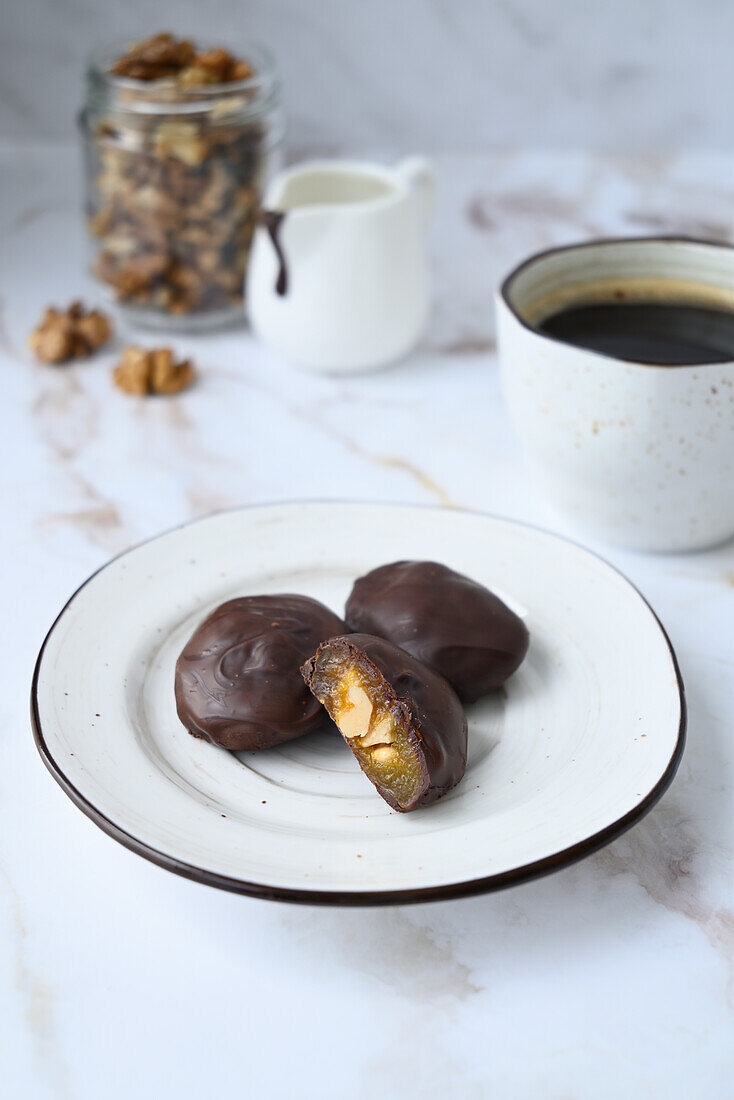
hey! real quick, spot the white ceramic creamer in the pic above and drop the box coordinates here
[247,158,434,372]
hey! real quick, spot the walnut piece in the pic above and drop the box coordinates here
[110,33,252,85]
[153,121,208,166]
[338,681,374,740]
[113,345,194,396]
[371,745,398,764]
[361,714,395,748]
[29,301,112,364]
[110,33,196,81]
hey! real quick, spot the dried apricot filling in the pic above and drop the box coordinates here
[308,653,423,811]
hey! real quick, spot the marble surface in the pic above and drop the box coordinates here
[4,0,734,151]
[2,143,734,1098]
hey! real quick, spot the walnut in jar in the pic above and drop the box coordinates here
[81,33,282,328]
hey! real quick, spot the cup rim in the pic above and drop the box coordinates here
[498,235,734,370]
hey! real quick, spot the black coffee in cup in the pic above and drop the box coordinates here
[537,297,734,365]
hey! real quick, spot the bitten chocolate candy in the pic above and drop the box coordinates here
[175,595,345,750]
[302,634,467,812]
[345,561,529,704]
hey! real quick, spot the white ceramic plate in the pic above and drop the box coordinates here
[32,503,685,906]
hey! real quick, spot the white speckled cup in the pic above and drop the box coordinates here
[496,238,734,552]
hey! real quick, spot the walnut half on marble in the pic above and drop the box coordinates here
[113,345,195,395]
[29,301,112,363]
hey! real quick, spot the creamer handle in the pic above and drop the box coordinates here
[397,157,435,232]
[259,209,289,296]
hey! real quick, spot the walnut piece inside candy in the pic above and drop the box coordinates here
[113,345,195,395]
[29,301,112,364]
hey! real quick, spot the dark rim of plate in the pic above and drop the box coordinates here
[30,501,687,908]
[499,234,734,369]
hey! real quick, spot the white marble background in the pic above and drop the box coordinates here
[1,144,733,1099]
[2,0,734,150]
[2,3,734,1097]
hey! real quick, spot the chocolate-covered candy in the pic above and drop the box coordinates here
[345,561,529,703]
[175,595,345,750]
[302,633,467,812]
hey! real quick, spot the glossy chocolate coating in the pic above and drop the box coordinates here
[302,633,467,811]
[345,561,529,703]
[175,595,345,750]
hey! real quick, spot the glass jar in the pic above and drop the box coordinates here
[80,39,283,330]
